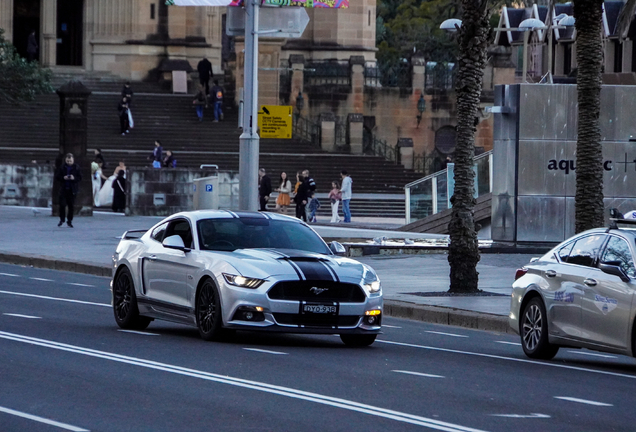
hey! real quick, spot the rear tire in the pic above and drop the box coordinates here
[112,267,151,330]
[196,279,226,341]
[340,334,377,347]
[520,297,559,360]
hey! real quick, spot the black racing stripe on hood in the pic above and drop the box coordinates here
[284,259,304,280]
[320,261,340,282]
[293,260,336,281]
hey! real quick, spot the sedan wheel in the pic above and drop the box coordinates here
[196,279,226,341]
[520,297,558,360]
[340,334,377,347]
[113,267,151,330]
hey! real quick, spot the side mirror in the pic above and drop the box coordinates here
[163,235,190,252]
[329,241,347,257]
[599,262,630,282]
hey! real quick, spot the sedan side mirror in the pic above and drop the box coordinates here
[329,241,347,257]
[163,235,190,252]
[599,262,630,282]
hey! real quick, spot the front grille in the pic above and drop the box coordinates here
[267,281,366,303]
[273,313,360,327]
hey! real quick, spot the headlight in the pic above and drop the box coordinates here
[365,280,381,293]
[222,273,265,289]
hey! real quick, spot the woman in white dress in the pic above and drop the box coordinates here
[97,161,126,207]
[91,161,108,206]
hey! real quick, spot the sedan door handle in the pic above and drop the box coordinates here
[584,278,598,287]
[147,255,157,261]
[545,270,557,278]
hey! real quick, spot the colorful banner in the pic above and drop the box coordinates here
[168,0,348,8]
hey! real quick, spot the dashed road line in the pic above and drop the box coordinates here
[491,413,550,419]
[382,325,402,329]
[0,290,110,308]
[425,331,468,338]
[554,397,613,407]
[118,330,160,336]
[392,370,445,379]
[495,341,521,346]
[567,350,617,359]
[244,348,288,355]
[0,405,89,431]
[29,277,54,282]
[0,273,19,277]
[67,283,95,288]
[3,313,41,319]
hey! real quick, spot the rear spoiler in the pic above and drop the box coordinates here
[121,229,148,240]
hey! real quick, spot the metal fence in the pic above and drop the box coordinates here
[304,61,350,88]
[364,60,412,88]
[293,115,321,148]
[364,135,398,163]
[425,61,456,92]
[335,119,348,151]
[412,154,437,175]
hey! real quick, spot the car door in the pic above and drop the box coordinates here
[580,235,636,349]
[545,234,607,340]
[142,218,194,308]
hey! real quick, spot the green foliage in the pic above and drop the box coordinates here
[0,28,53,103]
[376,0,461,64]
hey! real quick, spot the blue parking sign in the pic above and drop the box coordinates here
[205,184,213,192]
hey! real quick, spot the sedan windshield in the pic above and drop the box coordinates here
[197,218,331,254]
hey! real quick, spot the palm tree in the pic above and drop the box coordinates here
[447,0,490,293]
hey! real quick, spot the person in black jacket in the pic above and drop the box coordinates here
[117,97,130,136]
[258,168,272,211]
[293,169,316,221]
[197,58,213,97]
[55,153,82,228]
[121,82,133,105]
[111,170,127,213]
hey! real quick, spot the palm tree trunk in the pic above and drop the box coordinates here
[573,0,604,233]
[447,0,489,293]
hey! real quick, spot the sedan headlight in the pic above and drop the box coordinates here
[222,273,265,289]
[365,280,381,293]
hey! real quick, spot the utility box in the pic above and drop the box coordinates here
[193,175,220,210]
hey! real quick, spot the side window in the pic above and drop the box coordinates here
[600,236,636,278]
[557,242,574,262]
[165,219,193,248]
[151,222,168,243]
[566,235,606,267]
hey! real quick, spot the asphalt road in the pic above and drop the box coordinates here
[1,263,636,432]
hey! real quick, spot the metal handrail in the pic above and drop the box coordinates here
[405,150,492,189]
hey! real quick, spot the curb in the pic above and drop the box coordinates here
[0,252,514,334]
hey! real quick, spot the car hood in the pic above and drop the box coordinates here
[215,248,372,283]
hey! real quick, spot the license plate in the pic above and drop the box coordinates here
[301,302,338,315]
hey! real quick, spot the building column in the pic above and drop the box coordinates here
[0,0,13,43]
[347,113,364,155]
[41,0,57,67]
[349,55,365,113]
[412,55,425,94]
[320,112,336,152]
[167,4,187,59]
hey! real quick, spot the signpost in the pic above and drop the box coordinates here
[258,106,292,139]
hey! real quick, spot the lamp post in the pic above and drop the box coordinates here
[416,93,425,128]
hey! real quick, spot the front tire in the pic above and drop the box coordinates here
[520,297,559,360]
[340,334,377,347]
[113,267,151,330]
[196,279,226,341]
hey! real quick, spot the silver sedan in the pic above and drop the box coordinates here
[111,211,383,346]
[510,227,636,359]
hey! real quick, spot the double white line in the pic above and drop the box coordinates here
[0,331,487,432]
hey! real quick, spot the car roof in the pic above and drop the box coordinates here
[168,210,300,224]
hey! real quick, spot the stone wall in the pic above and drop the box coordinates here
[0,165,53,208]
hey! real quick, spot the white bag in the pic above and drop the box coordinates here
[127,109,134,128]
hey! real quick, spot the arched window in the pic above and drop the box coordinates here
[435,126,456,155]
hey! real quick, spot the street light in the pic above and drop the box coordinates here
[416,93,426,128]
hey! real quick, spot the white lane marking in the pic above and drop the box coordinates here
[491,413,550,419]
[554,397,613,407]
[29,277,54,282]
[567,350,618,359]
[67,283,95,288]
[0,273,19,277]
[118,330,160,336]
[377,340,636,380]
[425,331,468,338]
[0,406,89,431]
[392,370,445,379]
[0,290,110,308]
[244,348,288,355]
[383,325,402,329]
[3,313,41,319]
[495,341,521,346]
[0,331,488,432]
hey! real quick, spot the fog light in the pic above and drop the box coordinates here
[245,312,254,320]
[367,316,376,324]
[255,306,264,312]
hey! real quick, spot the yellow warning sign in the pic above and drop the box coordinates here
[258,105,293,139]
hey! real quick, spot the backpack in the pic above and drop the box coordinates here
[215,89,223,101]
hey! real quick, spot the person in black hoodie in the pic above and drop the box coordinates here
[55,153,82,228]
[258,168,272,211]
[197,58,213,97]
[111,170,127,213]
[293,169,315,221]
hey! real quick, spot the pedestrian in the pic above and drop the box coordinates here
[275,172,292,214]
[258,168,272,211]
[197,58,213,97]
[117,97,130,136]
[193,86,207,121]
[307,195,321,223]
[340,169,352,223]
[55,153,82,228]
[121,82,134,106]
[93,148,106,170]
[91,160,107,206]
[152,140,163,168]
[302,169,316,222]
[111,170,127,213]
[163,150,177,168]
[328,181,342,223]
[26,30,38,62]
[210,80,224,122]
[294,169,315,222]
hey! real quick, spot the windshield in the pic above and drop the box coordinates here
[197,218,331,254]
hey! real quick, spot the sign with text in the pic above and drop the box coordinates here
[258,106,292,139]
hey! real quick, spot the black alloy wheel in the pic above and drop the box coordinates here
[520,297,559,360]
[113,267,151,330]
[196,279,225,341]
[340,334,377,347]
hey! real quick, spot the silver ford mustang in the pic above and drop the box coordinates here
[111,210,383,346]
